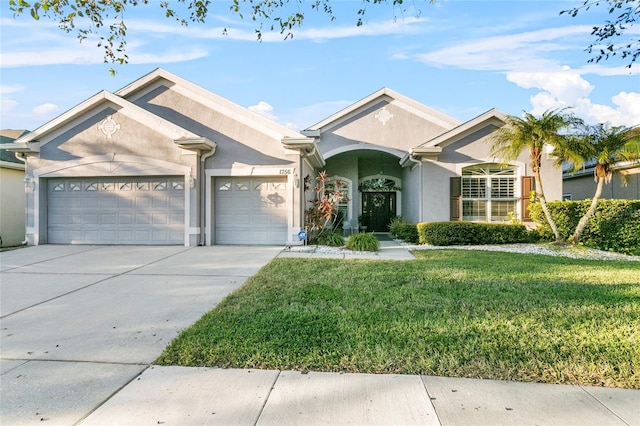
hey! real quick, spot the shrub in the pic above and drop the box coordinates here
[346,233,380,252]
[317,231,345,247]
[417,222,530,246]
[530,199,640,255]
[389,217,419,243]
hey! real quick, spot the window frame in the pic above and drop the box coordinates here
[461,164,518,222]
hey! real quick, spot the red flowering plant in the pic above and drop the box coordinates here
[304,171,348,243]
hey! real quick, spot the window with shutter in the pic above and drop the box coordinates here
[461,164,519,222]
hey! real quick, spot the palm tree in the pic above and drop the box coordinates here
[490,108,583,242]
[569,124,640,243]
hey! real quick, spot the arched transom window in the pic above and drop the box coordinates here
[462,164,518,222]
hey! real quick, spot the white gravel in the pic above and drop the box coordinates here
[404,241,640,261]
[286,240,640,261]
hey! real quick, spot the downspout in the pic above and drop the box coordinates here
[14,152,28,245]
[407,153,423,222]
[199,147,217,245]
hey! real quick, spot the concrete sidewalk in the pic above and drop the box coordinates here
[278,236,416,261]
[79,367,639,426]
[2,244,639,426]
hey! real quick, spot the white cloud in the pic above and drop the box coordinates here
[506,69,640,126]
[507,71,594,104]
[127,47,209,64]
[0,85,22,116]
[33,103,59,115]
[1,97,18,112]
[416,26,591,72]
[249,101,278,121]
[125,16,428,43]
[0,85,24,95]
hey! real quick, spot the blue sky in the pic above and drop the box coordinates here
[1,0,639,132]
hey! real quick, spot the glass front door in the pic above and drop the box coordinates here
[361,192,396,232]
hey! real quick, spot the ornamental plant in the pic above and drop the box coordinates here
[305,171,348,243]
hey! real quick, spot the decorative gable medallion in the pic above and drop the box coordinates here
[98,115,121,139]
[375,107,393,126]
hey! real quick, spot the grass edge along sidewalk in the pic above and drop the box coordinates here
[156,250,640,389]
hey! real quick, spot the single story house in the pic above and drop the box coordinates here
[563,162,639,200]
[1,130,28,247]
[3,68,562,246]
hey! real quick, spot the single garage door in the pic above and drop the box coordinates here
[215,177,287,245]
[48,177,185,244]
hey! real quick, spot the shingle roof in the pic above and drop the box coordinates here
[0,130,29,164]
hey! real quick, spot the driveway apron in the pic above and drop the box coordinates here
[0,245,281,425]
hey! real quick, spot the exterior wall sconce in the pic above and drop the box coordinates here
[188,173,196,188]
[294,173,299,188]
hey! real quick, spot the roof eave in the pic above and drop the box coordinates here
[1,142,40,155]
[282,137,325,168]
[174,137,217,153]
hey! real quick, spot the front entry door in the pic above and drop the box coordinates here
[362,192,396,232]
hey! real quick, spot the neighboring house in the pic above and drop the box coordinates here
[563,162,640,200]
[0,130,28,247]
[2,69,562,246]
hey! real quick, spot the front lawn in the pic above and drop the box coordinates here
[156,250,640,389]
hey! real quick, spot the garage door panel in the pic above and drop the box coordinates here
[48,177,184,245]
[135,196,152,208]
[85,198,100,208]
[215,177,287,245]
[135,214,151,225]
[152,214,168,225]
[117,198,133,208]
[84,214,99,225]
[170,196,184,209]
[119,214,134,225]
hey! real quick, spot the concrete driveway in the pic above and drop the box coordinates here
[0,245,282,425]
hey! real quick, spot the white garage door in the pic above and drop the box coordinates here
[215,177,287,245]
[47,177,185,245]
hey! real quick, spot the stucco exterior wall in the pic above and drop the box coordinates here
[324,154,359,225]
[23,105,200,246]
[132,87,295,170]
[415,125,563,223]
[401,164,422,223]
[0,166,26,247]
[564,172,640,200]
[420,160,456,221]
[319,101,451,155]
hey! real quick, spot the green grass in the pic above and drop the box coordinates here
[156,250,640,389]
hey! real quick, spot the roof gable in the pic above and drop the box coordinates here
[115,68,304,141]
[419,108,507,149]
[306,87,461,133]
[12,90,201,148]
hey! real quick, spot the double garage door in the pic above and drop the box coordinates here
[47,177,185,245]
